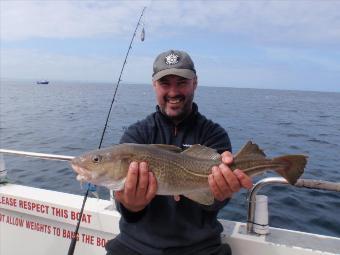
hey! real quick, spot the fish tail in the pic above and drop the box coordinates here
[272,155,307,184]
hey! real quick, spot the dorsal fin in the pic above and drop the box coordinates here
[182,144,221,160]
[234,141,266,160]
[150,144,182,153]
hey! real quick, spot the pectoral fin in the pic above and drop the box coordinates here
[183,190,215,205]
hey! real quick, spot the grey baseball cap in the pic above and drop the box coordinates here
[152,50,196,81]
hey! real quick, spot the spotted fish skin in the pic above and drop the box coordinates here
[71,141,307,205]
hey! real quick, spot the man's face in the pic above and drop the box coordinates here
[153,75,197,123]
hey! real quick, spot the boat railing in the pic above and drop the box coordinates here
[247,177,340,234]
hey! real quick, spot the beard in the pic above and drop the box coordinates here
[160,93,194,124]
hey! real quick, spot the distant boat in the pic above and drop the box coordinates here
[36,80,49,85]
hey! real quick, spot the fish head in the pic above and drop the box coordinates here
[71,146,131,190]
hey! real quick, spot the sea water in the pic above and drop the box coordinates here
[1,79,339,237]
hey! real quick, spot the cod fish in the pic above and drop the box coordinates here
[71,141,307,205]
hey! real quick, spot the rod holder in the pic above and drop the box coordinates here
[253,195,269,235]
[246,177,340,234]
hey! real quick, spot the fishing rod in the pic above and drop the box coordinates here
[98,7,146,149]
[67,6,147,255]
[0,6,147,254]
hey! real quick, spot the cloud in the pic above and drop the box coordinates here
[0,48,153,82]
[0,1,147,40]
[1,1,340,46]
[1,1,339,92]
[194,46,340,91]
[263,47,340,72]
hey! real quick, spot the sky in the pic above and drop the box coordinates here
[1,0,340,92]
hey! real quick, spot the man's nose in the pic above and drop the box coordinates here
[167,84,180,96]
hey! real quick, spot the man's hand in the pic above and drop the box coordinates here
[208,151,252,201]
[115,161,157,212]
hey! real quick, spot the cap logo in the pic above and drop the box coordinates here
[165,53,179,65]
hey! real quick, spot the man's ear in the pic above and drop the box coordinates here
[193,76,198,90]
[152,80,156,89]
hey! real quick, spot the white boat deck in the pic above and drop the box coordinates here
[1,183,339,255]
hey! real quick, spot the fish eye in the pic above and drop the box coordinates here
[92,155,102,163]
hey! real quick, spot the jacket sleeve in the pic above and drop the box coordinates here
[199,121,232,211]
[115,202,147,223]
[115,122,149,222]
[120,121,147,144]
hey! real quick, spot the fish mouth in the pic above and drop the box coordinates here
[72,163,125,190]
[72,164,92,182]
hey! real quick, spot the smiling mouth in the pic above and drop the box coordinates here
[166,96,184,105]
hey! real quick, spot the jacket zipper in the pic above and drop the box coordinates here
[173,126,178,137]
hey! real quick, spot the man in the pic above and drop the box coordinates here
[105,50,252,255]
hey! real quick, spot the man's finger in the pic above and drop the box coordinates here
[124,161,139,196]
[209,173,230,201]
[136,162,149,196]
[234,169,253,189]
[114,190,123,202]
[212,166,230,195]
[219,164,241,193]
[145,172,157,201]
[221,151,233,165]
